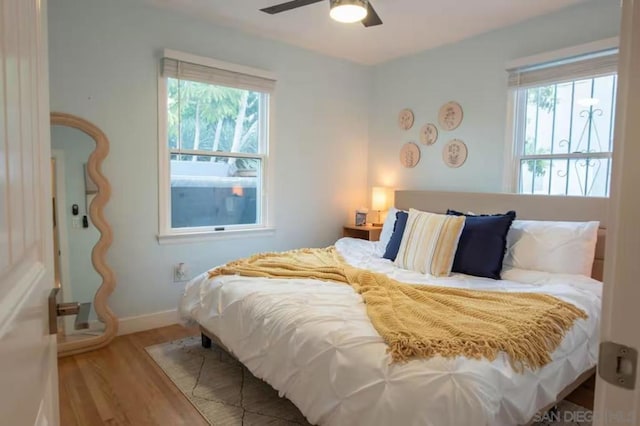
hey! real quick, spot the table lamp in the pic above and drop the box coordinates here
[371,187,392,226]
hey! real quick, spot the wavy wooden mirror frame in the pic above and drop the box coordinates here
[51,112,118,357]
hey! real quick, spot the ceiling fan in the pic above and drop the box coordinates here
[260,0,383,27]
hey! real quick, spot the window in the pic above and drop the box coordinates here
[158,51,275,240]
[507,48,618,197]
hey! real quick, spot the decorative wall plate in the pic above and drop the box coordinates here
[442,139,468,168]
[438,101,463,131]
[400,142,421,168]
[420,123,438,145]
[398,108,415,130]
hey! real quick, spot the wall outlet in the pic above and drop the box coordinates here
[173,262,190,282]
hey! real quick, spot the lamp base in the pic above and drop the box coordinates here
[372,210,383,227]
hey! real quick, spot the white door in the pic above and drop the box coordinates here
[593,0,640,425]
[0,0,58,425]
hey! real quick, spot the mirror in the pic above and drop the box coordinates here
[50,112,117,356]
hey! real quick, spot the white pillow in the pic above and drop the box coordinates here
[375,207,399,256]
[504,220,600,276]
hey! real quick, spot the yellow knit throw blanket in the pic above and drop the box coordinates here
[208,247,587,371]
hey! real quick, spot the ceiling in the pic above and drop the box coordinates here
[144,0,585,65]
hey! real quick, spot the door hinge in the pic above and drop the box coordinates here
[599,341,638,390]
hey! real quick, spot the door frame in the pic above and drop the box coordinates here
[593,0,640,424]
[51,149,75,334]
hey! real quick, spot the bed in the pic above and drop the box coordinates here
[180,190,607,426]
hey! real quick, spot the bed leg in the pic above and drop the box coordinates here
[201,333,212,349]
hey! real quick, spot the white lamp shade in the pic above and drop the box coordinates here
[371,187,392,211]
[329,0,368,23]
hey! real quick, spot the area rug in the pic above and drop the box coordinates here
[145,336,592,426]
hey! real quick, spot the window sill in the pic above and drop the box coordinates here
[157,226,276,245]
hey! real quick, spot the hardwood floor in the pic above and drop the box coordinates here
[58,325,207,426]
[59,325,595,425]
[566,374,596,410]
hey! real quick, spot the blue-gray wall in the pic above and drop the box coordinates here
[48,0,621,320]
[48,0,371,319]
[368,0,621,192]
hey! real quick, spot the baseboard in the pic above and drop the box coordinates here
[116,309,179,336]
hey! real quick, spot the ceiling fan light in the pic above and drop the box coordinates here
[329,0,368,23]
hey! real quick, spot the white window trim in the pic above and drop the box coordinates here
[163,49,276,81]
[502,38,619,193]
[504,37,619,71]
[157,49,276,244]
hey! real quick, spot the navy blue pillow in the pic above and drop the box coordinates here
[383,210,409,261]
[446,210,516,280]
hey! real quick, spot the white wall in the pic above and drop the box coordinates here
[48,0,371,320]
[368,0,621,192]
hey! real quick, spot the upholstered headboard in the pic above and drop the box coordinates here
[395,190,608,281]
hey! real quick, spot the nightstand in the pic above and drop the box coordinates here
[343,225,382,241]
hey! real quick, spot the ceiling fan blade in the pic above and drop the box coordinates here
[362,2,383,27]
[260,0,325,15]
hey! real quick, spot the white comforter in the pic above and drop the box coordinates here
[180,238,601,426]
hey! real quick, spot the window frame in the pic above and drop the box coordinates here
[503,38,619,196]
[157,50,276,244]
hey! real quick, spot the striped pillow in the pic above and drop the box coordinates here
[394,209,466,277]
